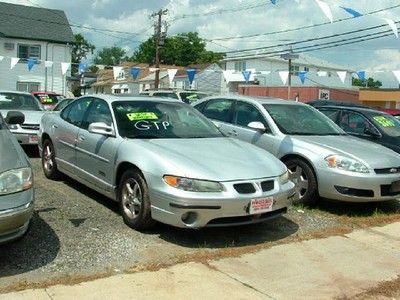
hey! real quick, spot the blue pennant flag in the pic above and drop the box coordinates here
[298,71,308,84]
[27,58,37,71]
[131,67,141,80]
[356,71,366,81]
[242,70,252,83]
[187,69,196,85]
[79,63,88,74]
[270,0,277,4]
[340,6,362,18]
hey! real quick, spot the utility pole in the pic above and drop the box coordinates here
[151,9,168,90]
[280,49,299,100]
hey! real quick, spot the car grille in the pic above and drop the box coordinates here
[21,124,40,130]
[233,183,256,194]
[261,180,274,192]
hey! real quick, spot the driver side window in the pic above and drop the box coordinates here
[82,99,113,130]
[61,98,92,127]
[234,101,270,131]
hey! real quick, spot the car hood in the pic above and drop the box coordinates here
[0,110,44,124]
[125,137,286,181]
[294,135,400,168]
[0,129,29,172]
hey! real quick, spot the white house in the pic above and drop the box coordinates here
[220,51,355,93]
[0,2,74,95]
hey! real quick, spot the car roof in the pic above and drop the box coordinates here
[0,90,34,95]
[84,94,183,104]
[203,94,305,106]
[316,105,387,115]
[31,91,61,95]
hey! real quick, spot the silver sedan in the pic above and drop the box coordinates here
[193,95,400,205]
[38,95,295,230]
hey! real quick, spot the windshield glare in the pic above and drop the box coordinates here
[0,93,43,111]
[112,101,223,139]
[263,104,345,135]
[367,112,400,137]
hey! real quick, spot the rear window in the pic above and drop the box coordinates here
[0,92,42,111]
[34,94,62,106]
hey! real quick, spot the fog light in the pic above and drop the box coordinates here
[181,211,197,225]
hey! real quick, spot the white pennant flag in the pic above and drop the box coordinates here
[96,65,105,70]
[113,66,123,79]
[167,69,178,84]
[61,62,70,75]
[0,56,4,62]
[279,71,289,85]
[223,70,234,83]
[384,18,399,38]
[317,71,328,77]
[337,71,347,83]
[11,57,20,69]
[44,61,53,68]
[393,70,400,84]
[315,0,333,23]
[149,67,159,72]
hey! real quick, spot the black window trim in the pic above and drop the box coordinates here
[339,109,381,137]
[233,100,271,133]
[202,98,235,124]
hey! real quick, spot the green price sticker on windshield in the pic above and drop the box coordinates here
[126,112,159,121]
[373,116,395,127]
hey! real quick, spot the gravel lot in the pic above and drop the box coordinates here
[0,146,399,292]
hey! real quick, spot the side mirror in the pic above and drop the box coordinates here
[364,127,381,138]
[5,111,25,125]
[248,121,266,131]
[88,122,115,137]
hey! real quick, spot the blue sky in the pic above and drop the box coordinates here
[3,0,400,86]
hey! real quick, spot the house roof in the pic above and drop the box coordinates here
[0,2,74,44]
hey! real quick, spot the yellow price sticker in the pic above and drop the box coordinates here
[373,116,395,127]
[126,112,159,121]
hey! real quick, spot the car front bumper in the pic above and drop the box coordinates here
[317,168,400,202]
[10,129,39,145]
[0,189,34,244]
[146,173,295,228]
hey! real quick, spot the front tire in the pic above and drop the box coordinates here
[42,139,62,180]
[285,158,318,205]
[118,169,155,230]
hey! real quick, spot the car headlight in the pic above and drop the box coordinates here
[8,124,19,130]
[163,175,224,192]
[0,168,33,195]
[278,170,289,184]
[325,155,369,173]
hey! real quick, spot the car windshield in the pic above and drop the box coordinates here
[263,103,345,135]
[366,111,400,137]
[0,92,43,111]
[112,100,223,139]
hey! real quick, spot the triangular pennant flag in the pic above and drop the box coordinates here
[317,71,327,76]
[279,71,289,85]
[27,58,37,71]
[79,63,88,74]
[298,71,307,84]
[167,69,178,84]
[44,61,53,68]
[356,70,366,81]
[340,6,362,18]
[11,57,19,69]
[384,18,399,38]
[0,56,4,62]
[113,66,123,79]
[131,67,141,80]
[315,0,333,23]
[223,70,234,83]
[242,70,252,83]
[337,71,347,83]
[187,69,196,85]
[393,70,400,84]
[61,62,70,75]
[96,65,105,70]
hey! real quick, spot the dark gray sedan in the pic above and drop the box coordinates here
[38,95,295,230]
[0,112,34,244]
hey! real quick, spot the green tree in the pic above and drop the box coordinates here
[93,46,128,66]
[131,32,225,66]
[352,77,382,88]
[71,33,95,74]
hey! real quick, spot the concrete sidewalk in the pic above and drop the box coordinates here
[1,223,400,300]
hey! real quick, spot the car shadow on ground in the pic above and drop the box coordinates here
[22,145,40,158]
[315,198,400,218]
[152,215,299,248]
[0,212,60,277]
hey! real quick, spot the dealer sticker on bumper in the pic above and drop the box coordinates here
[249,197,273,214]
[28,135,38,144]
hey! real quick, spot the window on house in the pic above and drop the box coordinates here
[304,67,309,72]
[290,65,300,75]
[234,61,246,72]
[16,82,40,92]
[18,44,41,61]
[114,89,121,94]
[116,70,126,80]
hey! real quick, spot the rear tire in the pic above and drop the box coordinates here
[118,169,155,230]
[285,158,318,205]
[42,139,62,180]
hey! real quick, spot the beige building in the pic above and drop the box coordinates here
[359,89,400,109]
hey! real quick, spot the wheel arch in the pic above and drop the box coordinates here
[115,162,144,188]
[280,154,318,183]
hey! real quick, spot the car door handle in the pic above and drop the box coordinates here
[52,124,58,129]
[78,135,85,141]
[230,130,238,137]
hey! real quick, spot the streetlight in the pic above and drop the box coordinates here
[280,51,299,100]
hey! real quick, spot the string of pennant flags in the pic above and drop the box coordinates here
[1,55,399,85]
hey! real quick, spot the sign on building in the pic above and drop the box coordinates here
[319,89,330,100]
